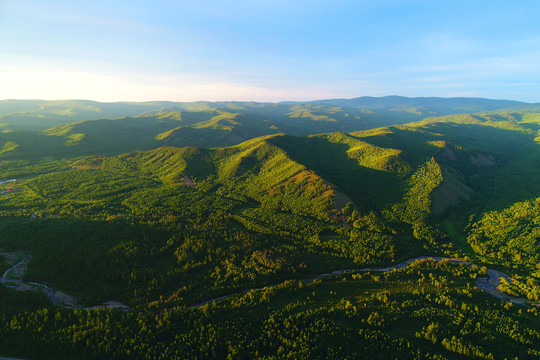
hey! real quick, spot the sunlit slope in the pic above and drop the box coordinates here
[9,133,402,308]
[353,111,540,273]
[23,110,540,230]
[0,110,288,159]
[75,135,336,219]
[263,112,540,235]
[6,109,540,274]
[414,112,540,272]
[5,109,540,225]
[315,95,526,121]
[2,96,527,132]
[7,110,540,310]
[154,111,290,147]
[71,121,474,239]
[0,100,397,132]
[43,109,282,153]
[0,100,179,130]
[0,104,399,159]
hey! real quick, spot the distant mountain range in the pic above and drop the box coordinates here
[1,96,538,131]
[0,96,538,160]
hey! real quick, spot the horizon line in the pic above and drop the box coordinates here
[0,95,534,104]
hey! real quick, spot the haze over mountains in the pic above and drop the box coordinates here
[1,95,536,130]
[1,96,539,160]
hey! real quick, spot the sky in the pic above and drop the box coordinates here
[1,0,540,102]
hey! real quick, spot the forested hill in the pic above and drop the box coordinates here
[2,108,540,359]
[1,97,539,161]
[313,95,527,119]
[0,96,534,131]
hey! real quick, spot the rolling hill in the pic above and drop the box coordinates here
[0,110,290,160]
[1,96,534,132]
[314,95,527,120]
[1,96,538,163]
[1,103,540,359]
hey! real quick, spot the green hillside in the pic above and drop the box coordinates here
[315,95,527,121]
[0,110,288,160]
[0,100,181,130]
[2,107,540,359]
[1,96,531,132]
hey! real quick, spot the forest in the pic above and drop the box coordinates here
[1,100,540,359]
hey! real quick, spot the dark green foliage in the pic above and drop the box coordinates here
[0,260,537,360]
[1,104,540,359]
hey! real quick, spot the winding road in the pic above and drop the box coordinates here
[0,252,536,312]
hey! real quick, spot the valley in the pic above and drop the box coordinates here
[1,97,540,359]
[0,249,535,310]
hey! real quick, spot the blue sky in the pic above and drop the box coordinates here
[1,0,540,102]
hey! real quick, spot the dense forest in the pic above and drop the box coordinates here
[1,99,540,359]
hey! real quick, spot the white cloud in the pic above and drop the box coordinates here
[0,60,346,102]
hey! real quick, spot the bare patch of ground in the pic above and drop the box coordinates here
[332,188,354,211]
[470,153,495,166]
[55,291,79,307]
[476,269,536,305]
[85,300,130,311]
[441,147,457,161]
[0,252,25,266]
[324,180,353,210]
[182,176,195,187]
[6,283,35,292]
[225,133,244,144]
[431,168,473,216]
[8,262,28,280]
[324,179,354,226]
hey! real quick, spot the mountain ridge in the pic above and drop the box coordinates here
[1,96,534,131]
[2,107,540,359]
